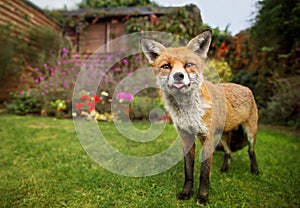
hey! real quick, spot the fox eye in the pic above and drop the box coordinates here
[185,63,194,68]
[161,64,171,70]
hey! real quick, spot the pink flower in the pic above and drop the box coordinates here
[126,93,133,101]
[62,48,69,54]
[122,58,129,65]
[40,76,45,81]
[116,92,133,102]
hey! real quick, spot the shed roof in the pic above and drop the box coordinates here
[63,5,199,19]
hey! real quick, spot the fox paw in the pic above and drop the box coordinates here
[196,194,209,206]
[176,191,193,200]
[251,168,259,175]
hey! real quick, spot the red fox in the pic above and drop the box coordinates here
[141,29,259,206]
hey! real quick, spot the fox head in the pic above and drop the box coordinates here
[141,29,212,95]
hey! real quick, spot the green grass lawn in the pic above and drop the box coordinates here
[0,114,299,207]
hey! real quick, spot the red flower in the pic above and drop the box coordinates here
[81,94,90,100]
[88,102,95,112]
[93,94,100,103]
[76,103,83,110]
[220,42,227,49]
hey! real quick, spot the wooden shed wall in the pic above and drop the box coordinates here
[0,0,60,29]
[0,0,60,101]
[76,19,126,55]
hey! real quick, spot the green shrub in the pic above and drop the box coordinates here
[204,59,233,83]
[0,24,26,79]
[129,96,165,121]
[6,91,42,115]
[262,77,300,129]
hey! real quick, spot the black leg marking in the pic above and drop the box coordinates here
[196,136,213,206]
[220,153,231,173]
[177,128,195,201]
[248,148,259,175]
[176,144,195,200]
[196,156,211,206]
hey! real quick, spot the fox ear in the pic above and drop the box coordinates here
[140,38,166,64]
[187,29,212,58]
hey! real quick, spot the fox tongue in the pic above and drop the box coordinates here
[173,83,184,88]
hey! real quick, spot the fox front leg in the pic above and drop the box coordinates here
[176,128,196,200]
[197,136,214,206]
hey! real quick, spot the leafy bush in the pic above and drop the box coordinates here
[262,77,300,129]
[18,48,83,117]
[0,24,26,79]
[232,70,256,90]
[129,96,165,121]
[6,91,42,115]
[0,24,64,80]
[25,26,63,69]
[205,59,233,83]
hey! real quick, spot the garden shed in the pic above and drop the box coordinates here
[0,0,61,101]
[62,6,189,55]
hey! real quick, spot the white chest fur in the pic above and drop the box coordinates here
[163,92,210,136]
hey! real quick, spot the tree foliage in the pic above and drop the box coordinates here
[248,0,300,128]
[78,0,158,8]
[251,0,300,54]
[250,0,300,77]
[125,4,203,40]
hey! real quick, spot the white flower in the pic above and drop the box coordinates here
[101,91,109,96]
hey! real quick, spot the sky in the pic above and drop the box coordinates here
[29,0,259,35]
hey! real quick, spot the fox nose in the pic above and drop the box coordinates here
[173,72,184,81]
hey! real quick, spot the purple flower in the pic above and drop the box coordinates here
[105,56,112,62]
[116,92,133,102]
[40,76,45,81]
[116,92,126,100]
[43,64,47,68]
[34,79,39,84]
[126,93,133,101]
[62,48,69,54]
[57,61,62,66]
[122,58,129,65]
[34,68,39,72]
